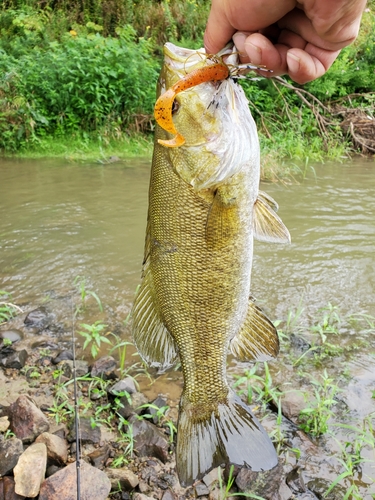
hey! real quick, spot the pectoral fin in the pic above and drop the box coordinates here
[206,188,239,250]
[230,299,279,362]
[253,193,291,243]
[132,267,178,372]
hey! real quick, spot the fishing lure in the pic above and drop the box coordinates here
[154,61,229,148]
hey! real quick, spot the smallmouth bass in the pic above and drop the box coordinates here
[132,43,290,486]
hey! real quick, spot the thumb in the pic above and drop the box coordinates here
[204,6,236,54]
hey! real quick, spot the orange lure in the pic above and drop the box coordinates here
[154,62,229,148]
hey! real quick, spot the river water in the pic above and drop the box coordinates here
[1,157,374,323]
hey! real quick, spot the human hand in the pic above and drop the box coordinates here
[204,0,367,84]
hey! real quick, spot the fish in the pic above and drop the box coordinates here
[131,42,291,486]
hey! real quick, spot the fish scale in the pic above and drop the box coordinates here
[132,42,291,486]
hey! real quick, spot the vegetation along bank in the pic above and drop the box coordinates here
[1,0,375,174]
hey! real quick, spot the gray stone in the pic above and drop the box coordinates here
[91,355,117,379]
[108,377,137,396]
[106,467,139,490]
[0,350,28,370]
[0,437,23,476]
[0,330,23,343]
[68,416,101,444]
[117,392,148,419]
[52,350,73,364]
[236,462,283,499]
[202,468,219,487]
[9,395,49,443]
[281,390,306,421]
[57,359,89,378]
[162,490,177,500]
[87,444,110,468]
[24,307,52,331]
[133,494,155,500]
[39,461,111,500]
[195,482,210,496]
[14,442,47,498]
[131,417,169,463]
[35,432,69,465]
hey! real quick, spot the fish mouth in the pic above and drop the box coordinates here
[163,42,238,74]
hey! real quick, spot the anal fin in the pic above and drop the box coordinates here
[230,298,279,362]
[132,270,178,372]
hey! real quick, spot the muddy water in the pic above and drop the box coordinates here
[2,158,374,319]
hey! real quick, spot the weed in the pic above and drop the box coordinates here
[232,362,281,408]
[299,370,340,437]
[78,321,112,359]
[73,275,103,315]
[0,290,22,324]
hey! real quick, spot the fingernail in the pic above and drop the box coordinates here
[232,32,247,57]
[287,52,300,73]
[244,41,262,65]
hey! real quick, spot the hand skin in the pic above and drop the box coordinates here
[204,0,367,84]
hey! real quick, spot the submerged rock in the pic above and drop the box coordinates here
[236,462,283,499]
[0,437,24,476]
[39,461,111,500]
[14,442,47,498]
[9,395,49,443]
[24,307,53,332]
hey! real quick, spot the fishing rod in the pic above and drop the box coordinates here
[71,300,81,500]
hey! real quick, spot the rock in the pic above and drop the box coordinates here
[24,307,52,331]
[68,416,101,445]
[0,350,28,370]
[0,437,24,476]
[279,481,293,500]
[9,395,49,443]
[46,465,62,478]
[286,466,306,494]
[162,490,176,500]
[195,482,210,496]
[91,356,118,379]
[117,392,149,419]
[131,418,169,463]
[108,377,137,396]
[106,467,139,490]
[52,350,73,364]
[57,359,89,378]
[202,468,220,487]
[14,442,47,498]
[35,432,69,465]
[0,415,10,432]
[295,493,320,500]
[87,444,111,468]
[281,390,306,422]
[306,478,347,500]
[236,462,283,499]
[0,330,23,343]
[39,461,111,500]
[133,494,155,500]
[2,476,25,500]
[144,396,168,424]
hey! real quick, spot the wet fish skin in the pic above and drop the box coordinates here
[132,43,290,486]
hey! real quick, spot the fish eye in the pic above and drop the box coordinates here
[172,99,180,115]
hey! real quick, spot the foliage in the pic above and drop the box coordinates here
[0,290,22,324]
[78,321,112,359]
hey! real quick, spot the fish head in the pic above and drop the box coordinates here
[157,43,260,192]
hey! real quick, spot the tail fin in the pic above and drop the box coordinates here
[176,389,277,486]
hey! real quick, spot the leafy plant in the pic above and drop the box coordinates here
[74,276,103,314]
[0,290,22,324]
[299,370,340,437]
[78,321,112,359]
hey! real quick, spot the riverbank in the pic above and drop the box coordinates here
[1,283,375,499]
